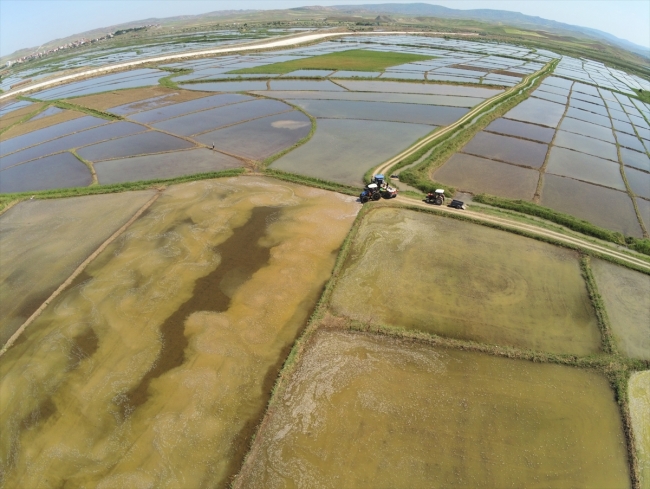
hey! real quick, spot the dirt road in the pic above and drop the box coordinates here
[387,195,650,271]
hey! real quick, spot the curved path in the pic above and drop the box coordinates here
[371,60,556,179]
[0,30,478,102]
[387,195,650,271]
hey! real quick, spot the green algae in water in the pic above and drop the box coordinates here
[330,208,602,355]
[237,330,630,489]
[0,177,359,489]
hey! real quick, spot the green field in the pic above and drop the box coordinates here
[228,49,435,74]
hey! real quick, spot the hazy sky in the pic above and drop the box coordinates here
[1,0,649,57]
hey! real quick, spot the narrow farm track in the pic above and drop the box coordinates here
[371,61,556,179]
[388,195,650,271]
[0,30,479,102]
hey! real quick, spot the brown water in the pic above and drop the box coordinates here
[271,118,432,186]
[503,98,566,128]
[591,259,650,360]
[629,371,650,488]
[0,191,155,347]
[237,330,630,488]
[540,174,642,237]
[0,152,93,193]
[435,153,539,200]
[330,208,601,355]
[0,177,359,488]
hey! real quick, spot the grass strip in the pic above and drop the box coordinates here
[158,68,192,90]
[18,95,121,121]
[263,168,361,196]
[0,102,50,136]
[473,193,650,257]
[0,168,245,213]
[580,255,617,355]
[228,49,436,74]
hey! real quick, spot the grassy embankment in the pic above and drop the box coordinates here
[239,201,646,488]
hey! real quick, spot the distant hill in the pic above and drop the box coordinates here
[329,3,650,58]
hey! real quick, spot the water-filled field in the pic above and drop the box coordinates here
[0,190,155,347]
[434,153,539,199]
[271,118,432,186]
[0,177,358,488]
[629,371,650,488]
[591,259,650,360]
[330,208,601,354]
[237,330,630,488]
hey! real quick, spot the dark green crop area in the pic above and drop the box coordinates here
[227,49,435,74]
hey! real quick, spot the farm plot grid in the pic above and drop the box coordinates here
[434,74,650,237]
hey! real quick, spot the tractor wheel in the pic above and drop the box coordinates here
[360,195,369,203]
[435,196,444,205]
[372,192,381,201]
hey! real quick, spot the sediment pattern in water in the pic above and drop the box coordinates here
[0,177,358,488]
[330,208,601,355]
[0,190,155,347]
[237,330,630,488]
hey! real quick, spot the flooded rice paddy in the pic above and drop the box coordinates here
[0,177,358,488]
[0,190,155,347]
[461,131,548,168]
[435,153,539,199]
[128,93,252,124]
[77,131,195,162]
[271,118,432,186]
[590,259,650,360]
[629,371,650,488]
[288,99,467,125]
[194,111,311,161]
[237,330,630,488]
[1,115,106,157]
[0,152,92,193]
[545,147,626,191]
[485,118,555,143]
[94,148,243,184]
[335,80,503,98]
[330,208,601,354]
[503,98,566,128]
[152,99,290,137]
[540,175,642,237]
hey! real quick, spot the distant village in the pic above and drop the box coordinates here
[5,25,159,67]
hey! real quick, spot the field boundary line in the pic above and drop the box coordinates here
[371,61,555,179]
[0,191,161,356]
[0,31,469,102]
[391,195,650,271]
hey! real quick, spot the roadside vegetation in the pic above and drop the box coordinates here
[227,49,436,74]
